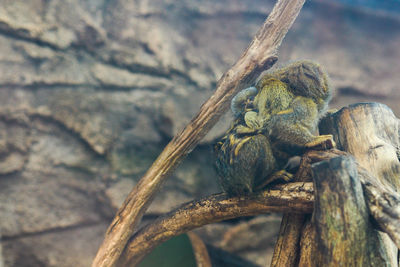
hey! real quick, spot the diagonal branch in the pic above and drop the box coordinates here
[92,1,306,266]
[119,182,314,266]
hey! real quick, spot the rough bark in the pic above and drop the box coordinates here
[320,102,400,265]
[297,218,318,267]
[118,182,313,266]
[312,156,389,266]
[92,1,306,266]
[270,148,314,267]
[360,170,400,250]
[270,213,305,267]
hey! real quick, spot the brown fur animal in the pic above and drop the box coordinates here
[215,61,334,196]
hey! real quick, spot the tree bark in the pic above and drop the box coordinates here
[312,156,389,266]
[297,217,318,267]
[270,148,315,267]
[270,213,305,267]
[320,102,400,266]
[92,1,306,266]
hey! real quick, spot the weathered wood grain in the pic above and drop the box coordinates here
[306,103,400,266]
[270,154,313,267]
[320,103,400,265]
[312,156,389,266]
[270,213,305,267]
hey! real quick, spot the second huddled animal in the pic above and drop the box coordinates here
[215,61,335,196]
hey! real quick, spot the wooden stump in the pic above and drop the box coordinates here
[271,103,400,266]
[312,156,389,266]
[319,103,400,266]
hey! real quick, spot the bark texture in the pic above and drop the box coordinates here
[320,102,400,265]
[312,156,389,266]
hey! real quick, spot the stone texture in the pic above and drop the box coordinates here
[279,1,400,100]
[0,0,399,266]
[1,223,108,267]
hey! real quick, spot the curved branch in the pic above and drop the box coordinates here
[117,149,400,266]
[118,182,314,266]
[92,1,306,266]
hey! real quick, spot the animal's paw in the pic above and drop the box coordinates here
[256,170,294,190]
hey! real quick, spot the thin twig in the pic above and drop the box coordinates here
[119,182,314,266]
[92,1,306,266]
[187,232,212,267]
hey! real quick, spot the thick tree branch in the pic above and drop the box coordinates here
[118,182,314,266]
[92,1,306,266]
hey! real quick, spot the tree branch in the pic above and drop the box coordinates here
[113,148,400,266]
[92,1,306,266]
[118,182,314,266]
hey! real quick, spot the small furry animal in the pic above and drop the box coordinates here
[215,61,334,196]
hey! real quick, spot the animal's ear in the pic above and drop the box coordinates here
[231,87,258,117]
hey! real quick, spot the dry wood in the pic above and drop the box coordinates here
[305,149,400,252]
[312,156,389,266]
[92,1,306,266]
[319,103,400,191]
[292,152,400,266]
[117,182,314,266]
[270,213,305,267]
[320,102,400,265]
[297,218,318,267]
[270,154,312,267]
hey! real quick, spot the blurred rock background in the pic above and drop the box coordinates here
[0,0,399,266]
